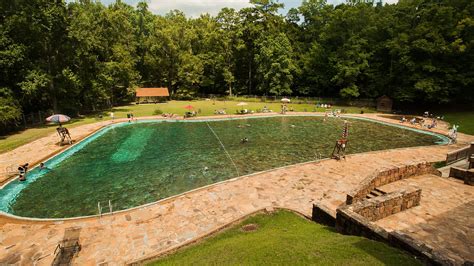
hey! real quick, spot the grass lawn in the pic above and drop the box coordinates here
[442,111,474,135]
[149,210,420,265]
[0,100,373,153]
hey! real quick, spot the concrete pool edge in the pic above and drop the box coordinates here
[0,113,453,221]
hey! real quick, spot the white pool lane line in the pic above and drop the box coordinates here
[205,121,240,177]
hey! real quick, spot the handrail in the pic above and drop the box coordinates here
[54,243,62,255]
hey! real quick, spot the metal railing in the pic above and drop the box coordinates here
[97,200,114,217]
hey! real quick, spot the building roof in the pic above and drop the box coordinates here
[377,95,392,101]
[136,88,170,97]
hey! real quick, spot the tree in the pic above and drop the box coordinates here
[255,33,297,96]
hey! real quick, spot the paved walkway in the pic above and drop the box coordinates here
[0,113,472,265]
[376,175,474,263]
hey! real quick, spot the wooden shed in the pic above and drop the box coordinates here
[135,88,170,103]
[376,95,393,112]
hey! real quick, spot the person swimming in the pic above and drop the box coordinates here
[241,137,249,143]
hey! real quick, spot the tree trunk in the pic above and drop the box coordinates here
[248,57,252,95]
[51,84,58,113]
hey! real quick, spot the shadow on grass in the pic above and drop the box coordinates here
[111,107,132,113]
[0,123,58,138]
[351,239,421,265]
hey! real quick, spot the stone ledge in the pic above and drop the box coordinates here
[333,187,472,265]
[346,162,436,204]
[389,231,461,266]
[449,167,474,186]
[311,203,336,227]
[354,188,421,221]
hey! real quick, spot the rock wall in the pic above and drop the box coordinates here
[346,162,436,204]
[311,203,336,226]
[351,188,421,221]
[335,207,389,242]
[449,167,474,186]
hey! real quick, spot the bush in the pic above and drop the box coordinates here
[153,108,163,115]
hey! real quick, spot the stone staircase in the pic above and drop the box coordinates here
[365,188,386,199]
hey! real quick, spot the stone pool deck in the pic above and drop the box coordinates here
[376,174,474,263]
[0,113,473,265]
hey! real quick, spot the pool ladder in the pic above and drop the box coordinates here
[97,200,113,217]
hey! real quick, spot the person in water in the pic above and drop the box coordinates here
[18,163,29,181]
[241,137,249,143]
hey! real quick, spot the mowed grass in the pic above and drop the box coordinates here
[442,111,474,135]
[0,100,373,153]
[149,210,420,266]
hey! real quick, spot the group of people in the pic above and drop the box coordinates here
[18,163,29,181]
[399,113,439,130]
[126,113,135,122]
[316,103,332,108]
[184,111,197,118]
[161,113,176,118]
[17,162,47,181]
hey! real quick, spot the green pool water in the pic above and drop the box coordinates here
[3,116,443,218]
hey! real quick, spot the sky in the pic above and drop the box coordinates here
[97,0,398,17]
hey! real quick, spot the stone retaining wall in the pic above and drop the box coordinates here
[446,143,474,165]
[350,188,421,221]
[335,206,389,242]
[332,187,460,264]
[449,167,474,186]
[388,232,460,266]
[311,203,336,226]
[337,187,421,236]
[313,193,460,265]
[346,162,436,204]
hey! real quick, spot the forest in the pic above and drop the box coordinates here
[1,0,473,125]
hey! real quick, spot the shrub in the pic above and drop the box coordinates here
[153,108,163,115]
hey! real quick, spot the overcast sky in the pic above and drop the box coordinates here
[96,0,398,17]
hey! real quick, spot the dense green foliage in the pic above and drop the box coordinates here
[149,210,420,265]
[1,0,473,125]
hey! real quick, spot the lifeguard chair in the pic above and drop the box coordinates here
[331,121,349,160]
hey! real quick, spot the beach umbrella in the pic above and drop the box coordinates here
[46,114,71,124]
[281,98,291,103]
[184,105,195,110]
[236,102,248,106]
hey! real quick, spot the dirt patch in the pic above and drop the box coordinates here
[241,223,259,232]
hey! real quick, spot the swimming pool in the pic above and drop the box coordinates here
[0,116,448,218]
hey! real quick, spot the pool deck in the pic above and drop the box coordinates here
[0,113,473,265]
